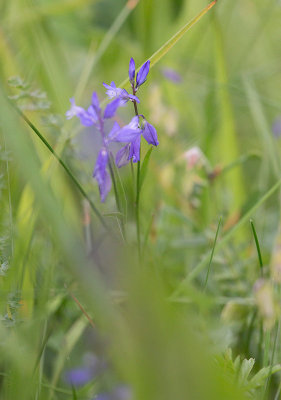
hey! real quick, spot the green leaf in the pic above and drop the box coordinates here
[139,147,153,191]
[246,364,281,390]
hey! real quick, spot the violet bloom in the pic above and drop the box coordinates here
[112,116,159,166]
[103,82,139,105]
[128,57,151,89]
[103,58,151,106]
[66,93,122,202]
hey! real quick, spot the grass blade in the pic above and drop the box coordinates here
[250,219,264,276]
[203,216,222,290]
[9,101,109,231]
[118,1,218,90]
[172,177,281,299]
[139,147,153,191]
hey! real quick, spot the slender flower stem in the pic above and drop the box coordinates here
[132,84,141,258]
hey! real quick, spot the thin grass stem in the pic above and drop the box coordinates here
[203,216,222,290]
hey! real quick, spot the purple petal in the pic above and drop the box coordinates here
[116,144,130,168]
[136,60,150,88]
[142,121,159,146]
[107,121,121,141]
[128,115,139,129]
[129,58,135,83]
[104,98,121,119]
[87,105,99,124]
[91,92,101,115]
[112,128,141,143]
[93,149,111,202]
[64,367,92,387]
[128,135,141,163]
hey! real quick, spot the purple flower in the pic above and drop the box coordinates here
[64,367,93,387]
[112,116,158,166]
[136,60,150,88]
[129,57,135,83]
[142,121,159,146]
[103,82,139,104]
[115,144,130,168]
[111,116,141,143]
[93,148,111,203]
[66,98,95,126]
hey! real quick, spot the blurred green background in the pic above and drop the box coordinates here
[0,0,281,399]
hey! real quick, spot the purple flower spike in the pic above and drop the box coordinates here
[136,60,150,88]
[116,144,130,168]
[93,148,111,202]
[129,58,135,83]
[142,121,159,146]
[104,98,121,119]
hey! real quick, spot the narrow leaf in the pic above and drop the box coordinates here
[139,147,153,191]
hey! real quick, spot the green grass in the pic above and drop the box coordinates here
[0,0,281,399]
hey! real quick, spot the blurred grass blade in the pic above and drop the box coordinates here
[250,219,264,276]
[243,76,280,184]
[172,177,281,298]
[139,147,153,191]
[10,101,109,231]
[203,216,222,290]
[75,0,139,100]
[118,0,218,89]
[213,14,245,215]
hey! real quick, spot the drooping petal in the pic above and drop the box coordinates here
[93,149,111,202]
[104,98,121,119]
[116,144,130,168]
[112,127,141,143]
[66,98,95,126]
[128,135,141,163]
[142,121,159,146]
[136,60,150,88]
[129,57,135,83]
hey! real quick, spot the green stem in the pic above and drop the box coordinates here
[12,102,109,232]
[108,155,126,238]
[136,156,141,258]
[131,91,141,258]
